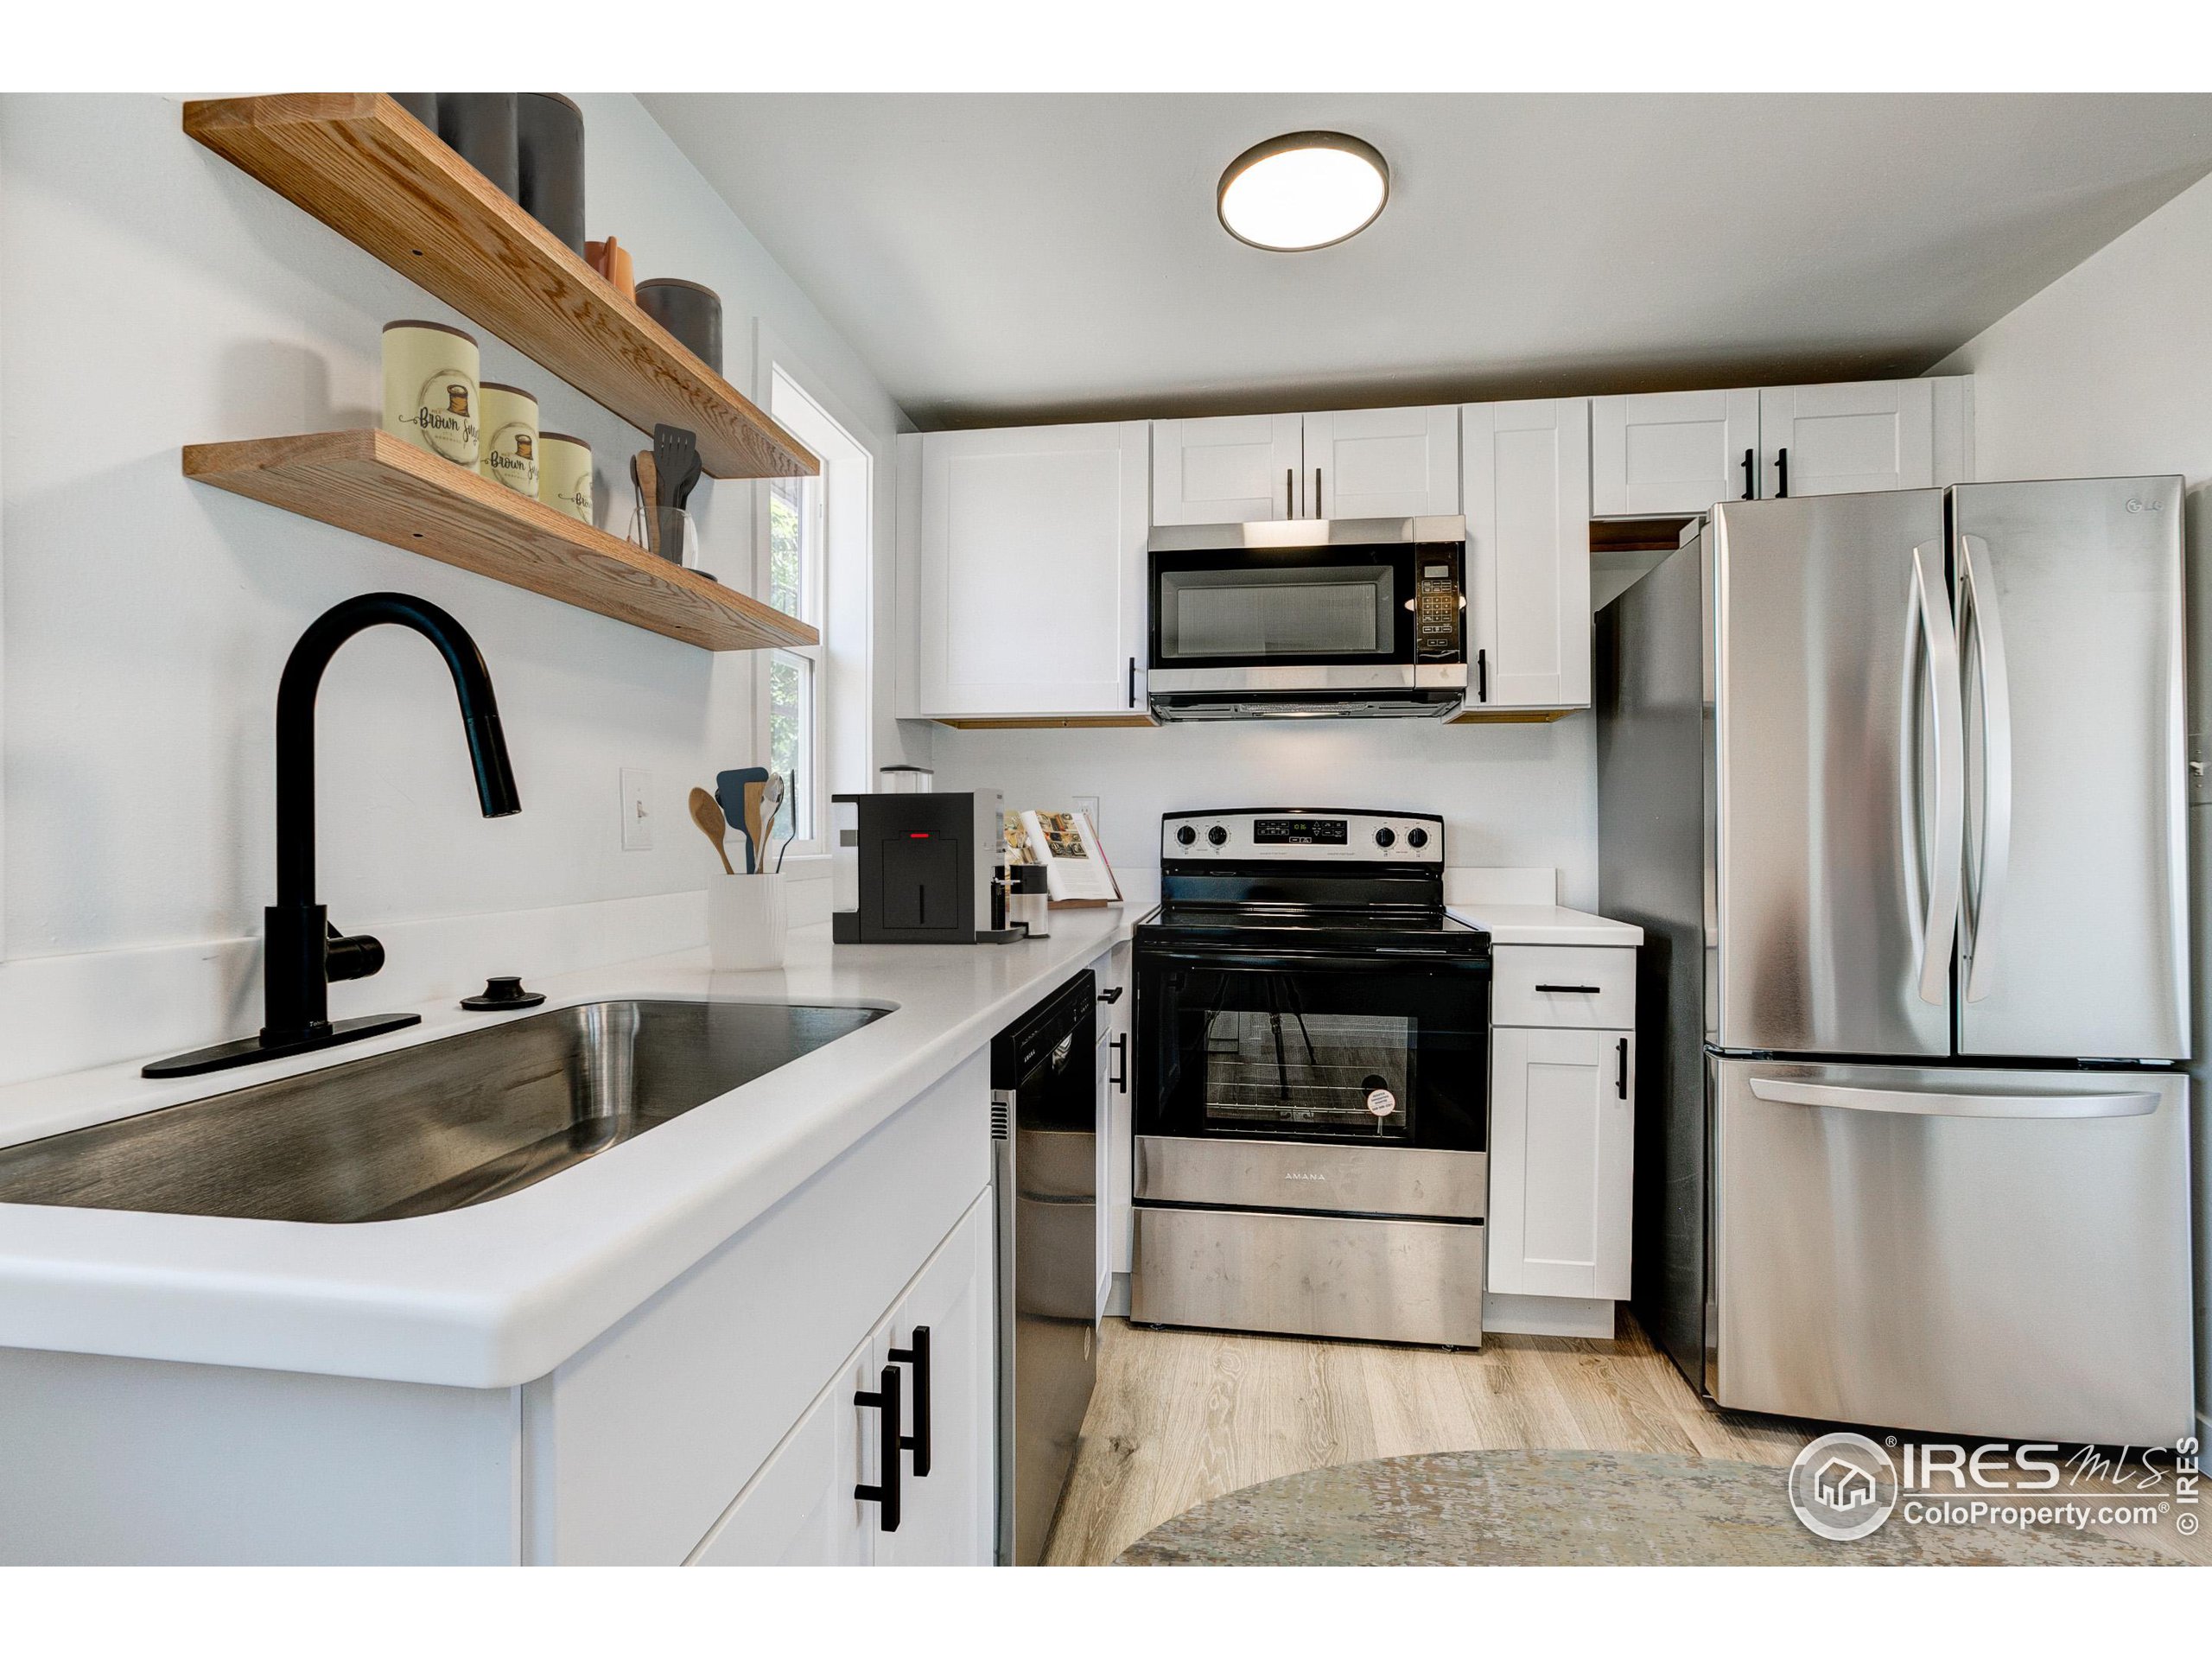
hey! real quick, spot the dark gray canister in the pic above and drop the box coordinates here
[438,93,518,200]
[635,279,724,376]
[517,93,587,257]
[390,93,439,130]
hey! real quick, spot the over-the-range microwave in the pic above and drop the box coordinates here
[1145,516,1468,720]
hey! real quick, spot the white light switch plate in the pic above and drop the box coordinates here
[620,767,653,851]
[1074,796,1101,836]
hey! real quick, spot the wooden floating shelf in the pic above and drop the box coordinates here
[184,430,819,653]
[183,93,817,482]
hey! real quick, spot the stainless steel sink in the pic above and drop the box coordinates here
[0,1000,888,1224]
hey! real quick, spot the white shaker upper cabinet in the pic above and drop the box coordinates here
[1461,399,1592,711]
[1758,378,1934,499]
[1302,404,1461,519]
[1591,389,1759,518]
[1151,414,1304,524]
[916,422,1150,718]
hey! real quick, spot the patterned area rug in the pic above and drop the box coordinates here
[1115,1449,2173,1566]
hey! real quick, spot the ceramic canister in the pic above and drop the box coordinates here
[478,382,539,498]
[537,432,594,524]
[381,320,480,467]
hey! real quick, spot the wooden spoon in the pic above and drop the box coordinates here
[687,786,734,875]
[741,780,767,873]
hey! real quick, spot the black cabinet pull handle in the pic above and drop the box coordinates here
[1097,985,1124,1005]
[1617,1037,1630,1099]
[854,1363,902,1530]
[1286,467,1294,518]
[1314,467,1323,518]
[1535,983,1601,995]
[1775,448,1789,499]
[1476,648,1488,702]
[1127,656,1137,709]
[1111,1033,1128,1093]
[1740,447,1755,500]
[887,1326,931,1478]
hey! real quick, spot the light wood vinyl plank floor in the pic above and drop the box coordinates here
[1044,1315,2208,1567]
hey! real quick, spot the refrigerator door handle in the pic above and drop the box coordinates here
[1956,533,2013,1004]
[1904,542,1966,1004]
[1748,1076,2157,1120]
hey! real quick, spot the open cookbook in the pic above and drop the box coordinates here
[1002,809,1122,906]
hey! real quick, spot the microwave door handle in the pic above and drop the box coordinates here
[1956,533,2012,1003]
[1906,542,1964,1005]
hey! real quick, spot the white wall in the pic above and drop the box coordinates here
[927,714,1596,906]
[0,94,909,1081]
[1936,168,2212,1446]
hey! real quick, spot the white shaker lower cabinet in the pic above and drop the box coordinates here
[1459,399,1592,712]
[1486,945,1636,1303]
[1757,378,1934,498]
[1300,404,1461,519]
[1151,414,1304,524]
[913,422,1149,718]
[1590,388,1759,518]
[695,1196,995,1567]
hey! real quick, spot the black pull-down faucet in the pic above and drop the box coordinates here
[144,594,519,1079]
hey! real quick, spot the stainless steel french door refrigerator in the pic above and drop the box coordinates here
[1598,479,2195,1446]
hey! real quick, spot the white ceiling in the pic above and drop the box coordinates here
[642,93,2212,430]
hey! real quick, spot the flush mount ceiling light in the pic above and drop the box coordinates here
[1217,130,1389,251]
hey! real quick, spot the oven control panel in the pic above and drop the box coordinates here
[1161,810,1443,864]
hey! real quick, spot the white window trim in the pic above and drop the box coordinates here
[753,325,879,871]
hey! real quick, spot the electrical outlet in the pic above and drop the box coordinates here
[620,768,653,851]
[1074,795,1101,834]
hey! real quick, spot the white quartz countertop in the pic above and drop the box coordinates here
[0,907,1135,1390]
[1447,904,1643,947]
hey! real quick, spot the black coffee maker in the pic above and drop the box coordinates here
[830,790,1023,945]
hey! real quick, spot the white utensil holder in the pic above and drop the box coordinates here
[709,873,787,970]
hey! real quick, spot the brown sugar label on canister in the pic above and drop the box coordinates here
[485,420,539,493]
[414,371,480,462]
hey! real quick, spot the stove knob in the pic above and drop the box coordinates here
[1175,824,1198,847]
[1206,824,1229,847]
[1407,827,1429,849]
[1374,826,1396,849]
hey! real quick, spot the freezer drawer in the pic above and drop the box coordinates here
[1132,1205,1484,1347]
[1711,1058,2194,1446]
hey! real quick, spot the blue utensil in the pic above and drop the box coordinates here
[715,766,769,873]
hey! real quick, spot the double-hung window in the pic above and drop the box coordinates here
[764,462,823,855]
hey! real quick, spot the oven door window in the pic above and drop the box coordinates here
[1153,548,1417,668]
[1140,958,1486,1153]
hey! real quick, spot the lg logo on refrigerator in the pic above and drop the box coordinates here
[2126,498,2164,512]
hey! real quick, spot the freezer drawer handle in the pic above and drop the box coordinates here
[1748,1076,2157,1120]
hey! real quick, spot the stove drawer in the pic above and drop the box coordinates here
[1491,945,1636,1028]
[1135,1135,1485,1219]
[1133,1205,1484,1348]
